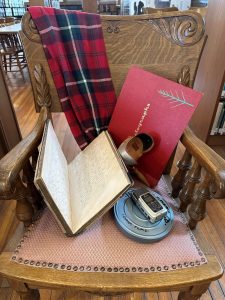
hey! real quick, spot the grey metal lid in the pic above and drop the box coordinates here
[114,188,174,243]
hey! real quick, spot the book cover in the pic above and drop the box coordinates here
[108,66,203,187]
[35,121,132,236]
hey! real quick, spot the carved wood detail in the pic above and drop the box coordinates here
[179,160,201,212]
[104,14,204,47]
[148,13,205,46]
[188,172,213,229]
[21,12,41,44]
[22,11,204,48]
[14,179,36,226]
[177,65,191,87]
[171,150,192,198]
[34,64,52,109]
[106,21,121,34]
[0,107,47,226]
[31,148,39,170]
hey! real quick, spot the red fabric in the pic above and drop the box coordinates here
[29,7,117,149]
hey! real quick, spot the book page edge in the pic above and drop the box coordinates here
[34,177,74,236]
[74,184,131,235]
[34,120,73,236]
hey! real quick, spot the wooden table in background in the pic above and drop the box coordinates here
[0,23,21,34]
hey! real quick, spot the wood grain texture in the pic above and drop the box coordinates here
[0,253,223,294]
[0,201,16,253]
[190,0,225,147]
[179,161,201,213]
[181,127,225,199]
[0,9,224,300]
[0,106,47,197]
[20,10,205,110]
[0,72,225,299]
[171,150,192,198]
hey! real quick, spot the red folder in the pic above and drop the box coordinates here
[109,66,203,187]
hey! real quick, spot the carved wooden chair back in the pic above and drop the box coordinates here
[0,9,224,300]
[20,11,205,113]
[19,10,225,228]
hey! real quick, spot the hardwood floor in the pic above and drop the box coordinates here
[0,70,225,300]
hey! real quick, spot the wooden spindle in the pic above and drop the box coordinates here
[31,148,39,170]
[14,178,35,226]
[188,172,212,229]
[179,161,202,212]
[23,161,43,212]
[171,150,192,198]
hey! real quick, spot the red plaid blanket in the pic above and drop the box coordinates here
[28,7,117,149]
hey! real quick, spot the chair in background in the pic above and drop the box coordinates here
[0,9,224,300]
[0,33,26,78]
[99,0,118,15]
[154,0,171,8]
[0,18,5,27]
[4,17,15,25]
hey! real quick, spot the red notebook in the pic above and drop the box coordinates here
[109,66,203,187]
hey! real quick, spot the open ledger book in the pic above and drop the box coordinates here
[34,121,132,236]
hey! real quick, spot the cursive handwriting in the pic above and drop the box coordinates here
[134,103,151,135]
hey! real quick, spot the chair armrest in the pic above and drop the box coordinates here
[0,107,48,198]
[181,127,225,198]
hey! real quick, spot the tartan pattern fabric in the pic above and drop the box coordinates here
[28,7,117,149]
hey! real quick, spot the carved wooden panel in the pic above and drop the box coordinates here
[20,11,206,111]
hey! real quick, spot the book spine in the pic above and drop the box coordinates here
[220,110,225,135]
[218,107,225,134]
[211,102,223,135]
[217,103,225,134]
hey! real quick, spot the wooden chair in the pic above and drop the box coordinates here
[99,0,118,15]
[0,10,225,299]
[0,33,26,78]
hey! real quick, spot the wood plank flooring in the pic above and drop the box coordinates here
[0,70,225,300]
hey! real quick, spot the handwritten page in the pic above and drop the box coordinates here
[68,132,130,233]
[35,123,131,235]
[39,122,72,229]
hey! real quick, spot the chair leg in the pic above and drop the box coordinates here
[16,54,25,80]
[9,54,12,71]
[3,55,7,72]
[178,283,210,300]
[8,279,40,300]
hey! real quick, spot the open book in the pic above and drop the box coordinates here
[34,121,132,236]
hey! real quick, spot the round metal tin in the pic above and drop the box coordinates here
[114,188,174,243]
